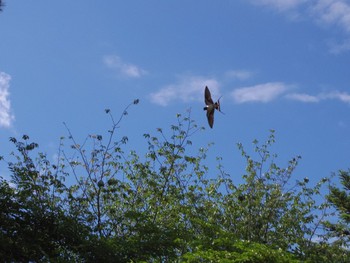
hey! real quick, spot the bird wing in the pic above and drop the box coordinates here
[206,108,215,128]
[205,86,214,105]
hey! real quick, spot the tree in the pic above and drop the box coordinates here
[61,106,205,261]
[218,132,329,254]
[177,130,335,262]
[1,103,349,262]
[0,1,4,12]
[0,136,92,262]
[325,169,350,247]
[181,239,299,263]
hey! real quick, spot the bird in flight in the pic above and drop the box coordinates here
[203,86,223,128]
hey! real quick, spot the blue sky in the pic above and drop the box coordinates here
[1,0,350,186]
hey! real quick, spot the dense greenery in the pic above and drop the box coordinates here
[0,0,4,12]
[324,170,350,245]
[1,101,350,262]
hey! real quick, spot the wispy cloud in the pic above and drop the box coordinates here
[285,93,320,102]
[150,76,220,106]
[249,0,307,12]
[312,0,350,33]
[225,70,254,81]
[0,72,14,128]
[249,0,350,52]
[328,38,350,54]
[150,66,350,106]
[321,91,350,103]
[103,55,147,78]
[231,82,290,103]
[287,90,350,104]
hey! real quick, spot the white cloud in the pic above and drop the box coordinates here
[287,90,350,104]
[321,90,350,103]
[286,93,320,102]
[0,72,14,128]
[231,82,289,103]
[328,38,350,54]
[150,76,220,106]
[312,0,350,32]
[253,0,350,32]
[249,0,307,12]
[249,0,350,52]
[103,55,147,78]
[225,70,254,81]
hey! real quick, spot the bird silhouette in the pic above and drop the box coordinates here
[203,86,223,128]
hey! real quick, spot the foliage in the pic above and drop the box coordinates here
[324,170,350,248]
[181,238,299,263]
[0,136,90,262]
[215,131,331,256]
[0,100,348,262]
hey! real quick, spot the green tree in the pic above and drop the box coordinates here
[0,136,91,262]
[177,130,335,262]
[181,239,299,263]
[326,169,350,242]
[217,132,330,255]
[61,107,206,261]
[1,104,349,262]
[320,169,350,262]
[0,1,4,12]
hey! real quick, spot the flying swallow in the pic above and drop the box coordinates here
[203,86,223,128]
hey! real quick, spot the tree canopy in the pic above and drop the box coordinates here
[324,170,350,245]
[0,1,4,12]
[1,102,349,262]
